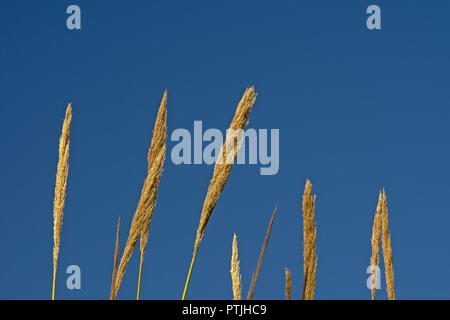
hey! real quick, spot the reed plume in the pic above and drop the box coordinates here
[52,103,72,300]
[230,233,242,300]
[285,268,291,300]
[112,92,167,300]
[247,206,277,300]
[182,87,257,300]
[369,192,382,300]
[110,217,121,300]
[137,91,168,300]
[381,190,395,300]
[302,179,317,300]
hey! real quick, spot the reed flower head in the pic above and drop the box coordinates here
[370,192,382,300]
[140,90,168,255]
[302,179,317,300]
[285,268,292,300]
[112,92,167,299]
[381,190,395,300]
[182,87,257,300]
[52,103,72,300]
[194,87,257,250]
[230,233,242,300]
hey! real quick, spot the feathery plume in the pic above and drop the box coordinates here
[110,217,121,300]
[52,103,72,300]
[302,179,317,300]
[247,206,277,300]
[230,234,242,300]
[369,192,382,300]
[182,87,257,300]
[137,90,168,300]
[285,268,291,300]
[381,190,395,300]
[112,92,167,299]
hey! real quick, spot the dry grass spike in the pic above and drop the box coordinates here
[182,87,257,300]
[285,268,291,300]
[247,206,277,300]
[110,217,121,300]
[112,91,167,299]
[137,90,168,300]
[302,179,317,300]
[230,233,242,300]
[52,103,72,300]
[381,190,395,300]
[369,192,382,300]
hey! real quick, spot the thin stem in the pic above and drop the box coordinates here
[247,206,277,300]
[301,268,308,300]
[137,251,144,300]
[52,267,56,300]
[182,247,198,300]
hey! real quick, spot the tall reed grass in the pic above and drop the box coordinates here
[302,180,317,300]
[381,190,395,300]
[182,87,257,300]
[52,103,72,300]
[370,193,382,300]
[46,89,399,301]
[285,268,291,300]
[369,190,396,300]
[230,234,242,300]
[111,92,167,299]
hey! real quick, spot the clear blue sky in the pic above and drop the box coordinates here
[1,0,450,299]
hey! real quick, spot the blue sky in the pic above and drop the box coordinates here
[1,0,450,299]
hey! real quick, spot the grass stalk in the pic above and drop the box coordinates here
[112,92,167,299]
[247,206,277,300]
[302,179,317,300]
[230,233,242,300]
[110,217,121,300]
[182,87,257,299]
[135,91,168,300]
[381,190,395,300]
[285,268,291,300]
[136,252,144,300]
[52,103,72,300]
[370,193,382,300]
